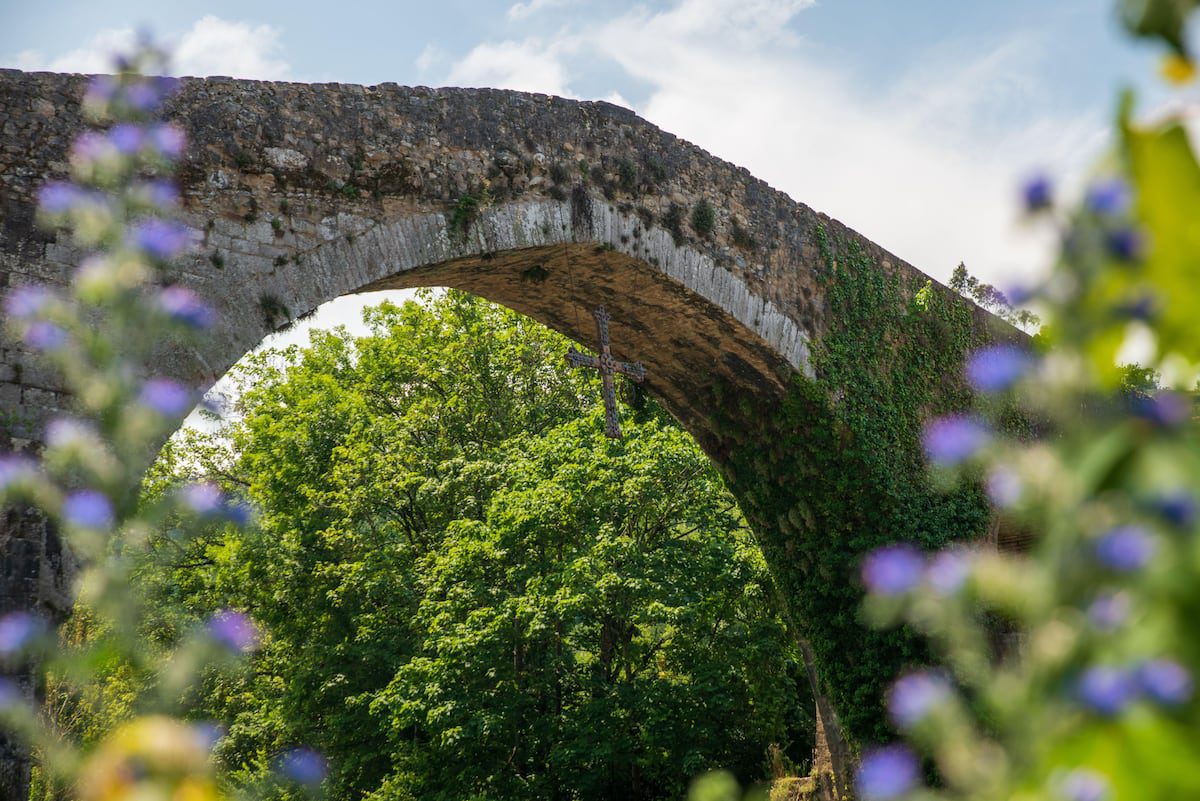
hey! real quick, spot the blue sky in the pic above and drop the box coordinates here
[0,0,1181,360]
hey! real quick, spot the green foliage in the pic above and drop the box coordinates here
[663,203,686,246]
[948,263,1039,330]
[132,292,813,801]
[692,200,716,237]
[704,229,991,747]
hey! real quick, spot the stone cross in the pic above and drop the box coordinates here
[565,305,647,438]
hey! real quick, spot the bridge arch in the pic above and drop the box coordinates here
[0,70,1011,789]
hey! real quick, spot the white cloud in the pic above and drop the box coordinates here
[507,0,571,21]
[446,39,574,96]
[171,16,290,79]
[8,16,291,80]
[443,0,1100,287]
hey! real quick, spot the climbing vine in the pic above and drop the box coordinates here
[705,225,993,747]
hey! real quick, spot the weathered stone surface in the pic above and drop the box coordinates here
[0,70,1011,797]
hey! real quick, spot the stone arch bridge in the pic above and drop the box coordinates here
[0,70,1013,798]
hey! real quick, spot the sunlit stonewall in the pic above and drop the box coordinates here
[0,42,323,801]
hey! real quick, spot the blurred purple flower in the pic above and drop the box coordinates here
[1153,491,1197,528]
[888,671,951,729]
[1059,769,1111,801]
[0,612,45,656]
[276,747,327,785]
[180,482,250,525]
[1137,659,1193,706]
[124,80,161,112]
[0,455,37,491]
[925,548,972,596]
[1094,525,1156,572]
[1107,227,1144,262]
[45,417,96,449]
[24,321,68,351]
[1086,592,1130,631]
[191,721,225,752]
[207,609,260,653]
[1131,391,1190,428]
[1022,174,1052,211]
[1086,178,1130,216]
[1077,666,1137,716]
[158,286,215,330]
[1114,294,1157,322]
[130,218,192,261]
[137,377,192,417]
[69,131,114,166]
[149,123,186,160]
[1003,283,1035,306]
[108,123,144,155]
[856,746,919,801]
[84,75,118,105]
[0,678,17,709]
[966,345,1031,393]
[986,466,1022,508]
[62,489,114,530]
[862,545,924,596]
[133,179,180,209]
[37,182,85,215]
[922,416,991,467]
[4,285,53,319]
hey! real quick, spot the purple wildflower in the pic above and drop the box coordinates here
[1094,525,1156,572]
[0,455,37,491]
[862,545,925,596]
[180,482,249,525]
[207,609,260,653]
[148,123,186,160]
[276,747,328,785]
[1086,178,1130,216]
[158,286,215,330]
[1022,174,1052,211]
[925,548,972,595]
[130,218,192,261]
[1086,592,1130,631]
[137,378,192,417]
[0,612,45,656]
[4,285,53,319]
[922,415,991,467]
[1076,666,1137,716]
[124,80,162,112]
[986,466,1022,508]
[1114,294,1157,322]
[62,489,115,530]
[24,321,68,351]
[1153,491,1197,528]
[1131,391,1190,427]
[1003,283,1035,306]
[1137,659,1193,706]
[83,75,118,105]
[108,123,144,155]
[1059,769,1111,801]
[69,131,115,167]
[888,671,951,729]
[1107,227,1144,262]
[966,345,1030,393]
[856,746,919,801]
[37,182,85,215]
[45,417,96,449]
[192,721,225,752]
[0,678,18,709]
[133,179,180,210]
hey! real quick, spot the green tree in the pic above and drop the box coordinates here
[131,291,811,801]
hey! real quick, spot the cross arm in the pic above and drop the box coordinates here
[614,360,646,383]
[565,346,600,370]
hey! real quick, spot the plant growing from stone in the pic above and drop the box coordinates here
[0,42,323,800]
[854,3,1200,799]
